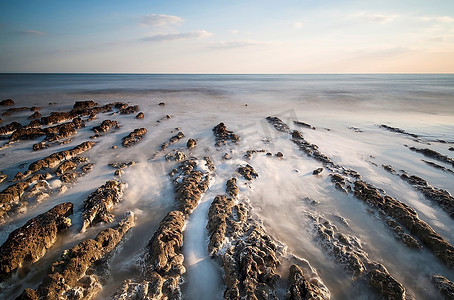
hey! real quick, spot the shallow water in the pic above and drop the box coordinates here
[0,74,453,299]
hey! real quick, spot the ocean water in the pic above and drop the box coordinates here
[0,74,453,299]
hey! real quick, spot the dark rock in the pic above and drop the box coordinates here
[92,120,119,133]
[431,275,454,299]
[81,180,126,232]
[380,124,419,138]
[73,100,98,110]
[0,122,22,135]
[165,150,187,162]
[223,153,232,160]
[136,112,144,119]
[292,130,304,139]
[226,178,239,198]
[449,147,454,151]
[56,161,77,176]
[158,102,166,106]
[0,203,73,281]
[313,168,323,175]
[120,105,140,115]
[41,112,72,125]
[382,164,396,174]
[28,111,42,120]
[18,212,134,300]
[287,264,329,300]
[266,116,290,133]
[276,151,284,158]
[2,107,30,116]
[161,132,185,150]
[368,268,406,300]
[109,161,135,170]
[0,99,14,106]
[244,149,265,159]
[187,138,196,150]
[121,128,147,147]
[237,164,258,180]
[408,146,454,167]
[212,122,240,147]
[330,174,346,184]
[294,120,316,130]
[10,127,46,141]
[422,160,454,174]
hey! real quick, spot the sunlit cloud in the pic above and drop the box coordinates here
[141,30,212,42]
[348,12,398,24]
[208,40,268,49]
[141,14,184,27]
[18,30,47,36]
[293,22,303,28]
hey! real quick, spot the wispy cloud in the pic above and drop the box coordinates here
[141,30,212,42]
[419,16,454,23]
[230,30,239,35]
[348,12,398,24]
[209,40,268,49]
[18,30,47,36]
[141,14,183,27]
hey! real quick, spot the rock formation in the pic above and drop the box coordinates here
[121,128,147,147]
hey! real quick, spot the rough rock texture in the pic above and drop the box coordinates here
[422,160,454,174]
[287,264,329,300]
[18,212,135,300]
[121,128,147,147]
[161,131,185,150]
[266,116,291,133]
[2,107,31,116]
[0,203,73,281]
[294,120,316,130]
[400,173,454,218]
[41,112,73,125]
[56,161,77,176]
[136,112,144,119]
[244,149,266,159]
[237,164,258,181]
[306,211,406,299]
[354,180,454,268]
[28,111,42,120]
[92,120,119,133]
[0,122,22,135]
[171,159,210,215]
[120,105,140,115]
[226,178,239,198]
[73,100,98,110]
[379,124,419,138]
[212,122,240,147]
[186,138,196,150]
[10,127,46,141]
[408,146,454,167]
[431,275,454,299]
[81,180,126,232]
[165,150,187,162]
[313,168,323,175]
[0,99,14,106]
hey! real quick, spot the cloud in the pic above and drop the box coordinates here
[141,14,183,27]
[209,40,268,49]
[293,22,303,28]
[18,30,46,36]
[419,16,454,23]
[348,12,398,24]
[230,30,239,35]
[141,30,212,42]
[427,37,445,42]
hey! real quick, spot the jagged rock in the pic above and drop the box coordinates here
[92,119,119,133]
[294,120,316,130]
[187,138,196,150]
[2,107,31,116]
[28,111,42,120]
[81,180,126,232]
[382,164,396,174]
[172,159,211,215]
[0,99,14,106]
[368,268,406,300]
[292,130,304,139]
[266,116,290,133]
[136,112,144,119]
[120,105,139,114]
[385,219,421,249]
[0,203,73,281]
[431,275,454,299]
[0,174,6,184]
[73,100,98,110]
[161,131,185,150]
[212,122,240,147]
[18,212,135,300]
[41,112,73,125]
[109,161,135,170]
[354,180,454,268]
[226,178,239,198]
[0,122,22,135]
[244,149,266,159]
[313,168,323,175]
[287,264,329,300]
[121,128,147,147]
[10,127,46,141]
[56,161,77,176]
[165,150,187,162]
[237,164,258,180]
[422,160,454,174]
[408,146,454,167]
[379,124,418,138]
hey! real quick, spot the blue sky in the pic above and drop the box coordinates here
[0,0,453,73]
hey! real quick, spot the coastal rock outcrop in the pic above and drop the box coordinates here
[81,180,126,232]
[121,128,147,147]
[161,131,184,150]
[408,146,454,167]
[0,122,22,136]
[237,164,258,181]
[431,275,454,299]
[0,203,73,281]
[92,120,119,133]
[379,124,419,138]
[212,122,240,147]
[18,212,135,300]
[0,99,14,106]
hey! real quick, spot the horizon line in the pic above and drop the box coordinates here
[1,72,453,75]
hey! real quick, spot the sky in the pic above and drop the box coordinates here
[0,0,453,73]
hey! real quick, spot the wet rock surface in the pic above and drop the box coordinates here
[18,212,135,300]
[186,138,196,150]
[237,164,258,180]
[379,124,419,138]
[287,264,329,300]
[92,120,119,133]
[81,180,126,232]
[161,131,185,150]
[0,202,73,281]
[73,100,98,110]
[136,112,144,119]
[431,275,454,299]
[294,120,316,130]
[0,122,22,135]
[212,122,240,147]
[120,105,140,115]
[408,146,454,167]
[0,99,15,106]
[121,128,147,147]
[421,159,454,174]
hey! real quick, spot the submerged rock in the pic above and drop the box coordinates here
[212,122,240,147]
[121,128,147,147]
[421,160,454,174]
[18,212,135,300]
[81,180,126,232]
[379,124,418,138]
[0,202,73,281]
[408,146,454,167]
[0,99,14,106]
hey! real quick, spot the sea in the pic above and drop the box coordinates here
[0,74,453,299]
